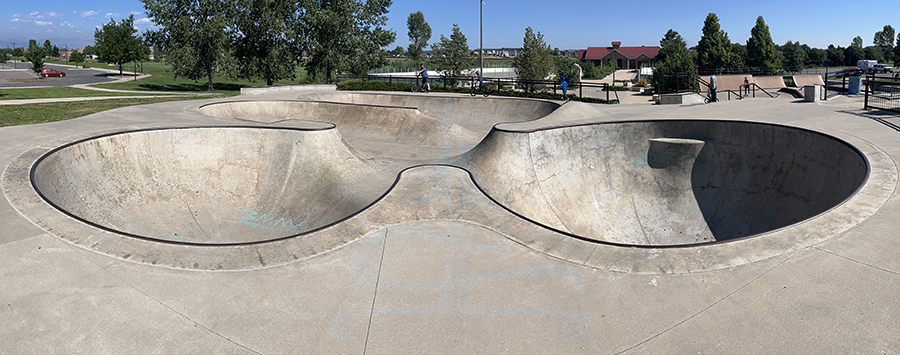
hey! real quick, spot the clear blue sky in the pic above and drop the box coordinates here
[1,0,899,50]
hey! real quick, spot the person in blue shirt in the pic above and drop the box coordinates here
[561,77,568,101]
[416,63,431,92]
[476,71,484,92]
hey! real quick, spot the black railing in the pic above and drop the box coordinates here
[336,74,620,102]
[864,74,900,113]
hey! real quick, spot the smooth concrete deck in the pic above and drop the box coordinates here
[2,91,900,353]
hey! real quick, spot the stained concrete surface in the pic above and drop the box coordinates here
[1,91,899,353]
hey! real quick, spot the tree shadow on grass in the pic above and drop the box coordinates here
[132,82,245,92]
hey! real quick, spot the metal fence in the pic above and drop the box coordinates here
[865,76,900,113]
[336,75,620,102]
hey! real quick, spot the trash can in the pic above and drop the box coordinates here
[848,75,861,94]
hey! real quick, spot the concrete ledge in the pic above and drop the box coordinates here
[659,92,705,105]
[241,84,336,95]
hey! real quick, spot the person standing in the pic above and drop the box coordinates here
[743,76,750,96]
[416,64,431,93]
[709,74,718,102]
[561,77,569,101]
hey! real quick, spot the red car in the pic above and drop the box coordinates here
[40,69,66,78]
[830,68,862,78]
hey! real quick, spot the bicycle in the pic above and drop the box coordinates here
[411,74,429,93]
[470,77,490,97]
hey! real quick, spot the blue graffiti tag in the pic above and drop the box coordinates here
[239,209,308,234]
[160,231,184,242]
[765,208,779,221]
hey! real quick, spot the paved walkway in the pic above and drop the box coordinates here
[1,92,899,353]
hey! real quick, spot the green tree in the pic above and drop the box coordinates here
[746,16,780,73]
[863,47,883,62]
[431,24,472,85]
[845,45,864,65]
[895,33,900,65]
[302,0,396,82]
[651,47,697,94]
[514,27,554,91]
[25,39,45,73]
[555,58,580,83]
[731,43,747,67]
[231,0,302,86]
[807,47,826,66]
[696,13,736,74]
[656,29,687,63]
[42,40,53,57]
[12,47,24,64]
[94,15,144,76]
[782,41,807,70]
[142,0,233,90]
[82,45,96,56]
[874,25,895,63]
[390,45,405,57]
[851,36,863,48]
[406,11,431,61]
[69,51,85,68]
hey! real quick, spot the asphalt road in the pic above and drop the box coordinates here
[0,65,121,88]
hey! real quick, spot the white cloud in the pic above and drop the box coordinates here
[105,13,121,18]
[60,21,77,29]
[73,10,77,14]
[81,11,99,18]
[35,21,54,27]
[134,18,152,25]
[46,11,60,18]
[46,29,53,33]
[75,30,82,33]
[130,11,143,15]
[29,11,40,18]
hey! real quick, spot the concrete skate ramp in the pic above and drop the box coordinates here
[792,75,825,87]
[301,92,559,129]
[31,127,395,244]
[753,76,787,89]
[199,100,481,148]
[462,120,868,246]
[701,75,751,92]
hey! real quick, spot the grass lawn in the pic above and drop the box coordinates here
[0,96,223,127]
[0,87,168,100]
[45,60,310,93]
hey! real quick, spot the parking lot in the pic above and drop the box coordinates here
[0,65,122,88]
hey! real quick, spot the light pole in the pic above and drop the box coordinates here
[10,42,16,69]
[64,44,68,65]
[480,1,484,79]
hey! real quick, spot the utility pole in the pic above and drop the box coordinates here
[10,42,16,70]
[64,44,68,65]
[480,0,484,78]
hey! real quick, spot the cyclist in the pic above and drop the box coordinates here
[476,71,484,93]
[416,64,431,93]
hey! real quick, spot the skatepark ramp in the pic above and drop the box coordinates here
[461,120,868,246]
[31,127,397,244]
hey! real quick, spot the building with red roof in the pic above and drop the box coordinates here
[577,42,659,70]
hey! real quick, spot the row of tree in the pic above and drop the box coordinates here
[653,14,900,92]
[133,0,395,90]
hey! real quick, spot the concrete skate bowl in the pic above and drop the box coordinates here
[199,95,559,159]
[30,127,395,245]
[462,120,869,247]
[299,92,560,129]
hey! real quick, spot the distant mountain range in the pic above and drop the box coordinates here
[1,36,94,50]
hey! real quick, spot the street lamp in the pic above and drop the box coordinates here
[480,0,484,79]
[64,44,68,65]
[10,42,16,70]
